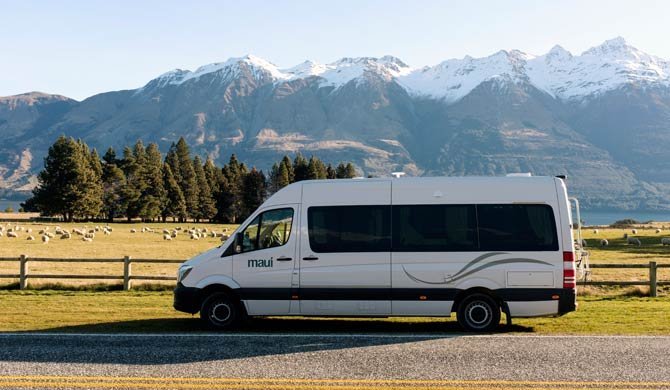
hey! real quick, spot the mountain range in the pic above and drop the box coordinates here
[2,37,670,210]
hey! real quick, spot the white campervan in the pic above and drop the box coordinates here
[174,176,578,332]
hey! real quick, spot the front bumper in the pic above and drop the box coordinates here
[173,283,202,314]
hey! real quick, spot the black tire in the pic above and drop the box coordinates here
[200,292,244,330]
[457,293,501,332]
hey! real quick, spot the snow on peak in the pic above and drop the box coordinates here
[141,38,670,102]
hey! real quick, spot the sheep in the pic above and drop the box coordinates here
[84,233,95,239]
[41,235,49,244]
[632,229,638,234]
[662,238,670,246]
[163,234,172,241]
[26,228,33,233]
[72,228,84,236]
[82,237,93,242]
[221,234,230,241]
[627,237,642,246]
[7,231,18,238]
[0,231,3,237]
[45,232,55,239]
[27,235,35,241]
[130,228,137,233]
[88,229,95,234]
[190,234,200,240]
[61,232,71,239]
[103,229,111,236]
[600,239,609,247]
[163,229,170,235]
[656,229,662,234]
[105,226,113,232]
[171,231,178,238]
[592,229,599,234]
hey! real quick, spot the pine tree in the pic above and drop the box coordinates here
[71,141,103,219]
[293,154,309,182]
[307,156,327,179]
[281,155,295,183]
[103,147,117,165]
[268,162,291,194]
[138,143,165,221]
[120,146,142,221]
[326,163,336,179]
[221,154,247,223]
[242,168,266,219]
[336,162,357,178]
[162,163,187,222]
[193,155,217,222]
[102,159,126,222]
[174,137,199,221]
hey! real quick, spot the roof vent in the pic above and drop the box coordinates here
[391,172,406,178]
[506,173,532,177]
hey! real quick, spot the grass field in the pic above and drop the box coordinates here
[1,222,670,288]
[0,290,668,335]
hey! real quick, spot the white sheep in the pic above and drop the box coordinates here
[221,234,230,241]
[600,239,609,246]
[0,231,3,237]
[662,238,670,246]
[190,234,200,240]
[163,229,170,235]
[84,232,95,239]
[130,228,137,233]
[82,237,93,242]
[104,229,111,235]
[61,232,71,239]
[627,237,641,246]
[592,229,599,234]
[41,235,49,244]
[656,229,662,234]
[7,231,18,238]
[26,228,33,233]
[27,235,35,241]
[45,232,55,238]
[163,234,172,241]
[632,229,638,234]
[171,231,178,238]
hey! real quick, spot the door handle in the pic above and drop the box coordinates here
[302,256,319,261]
[276,256,292,262]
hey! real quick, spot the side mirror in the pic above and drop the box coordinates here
[234,232,243,254]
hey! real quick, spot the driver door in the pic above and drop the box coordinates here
[232,206,298,315]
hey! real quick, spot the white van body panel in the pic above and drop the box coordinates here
[177,176,577,321]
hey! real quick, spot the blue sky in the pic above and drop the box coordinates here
[2,0,669,100]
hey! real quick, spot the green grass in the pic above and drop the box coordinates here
[1,290,669,335]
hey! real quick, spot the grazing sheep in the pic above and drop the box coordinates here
[600,239,609,247]
[103,229,111,235]
[61,232,71,239]
[27,235,35,241]
[38,229,46,235]
[7,231,18,238]
[26,228,33,233]
[662,238,670,246]
[656,229,662,234]
[130,229,137,233]
[175,227,182,231]
[190,234,200,240]
[221,234,230,241]
[171,231,178,238]
[82,237,93,242]
[632,229,638,234]
[163,229,170,235]
[105,226,113,232]
[592,229,599,234]
[627,237,642,246]
[41,235,49,244]
[84,233,95,239]
[163,234,172,241]
[45,232,55,238]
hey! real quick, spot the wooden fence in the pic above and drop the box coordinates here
[0,256,669,295]
[0,255,183,290]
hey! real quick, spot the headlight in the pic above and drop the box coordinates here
[177,265,193,283]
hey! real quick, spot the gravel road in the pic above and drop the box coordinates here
[0,333,668,389]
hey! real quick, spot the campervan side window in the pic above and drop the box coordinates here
[477,204,558,251]
[308,206,390,253]
[392,205,478,251]
[241,208,294,253]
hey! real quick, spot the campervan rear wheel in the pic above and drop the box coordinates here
[200,292,243,330]
[457,293,501,332]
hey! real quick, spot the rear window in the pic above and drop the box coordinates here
[477,204,558,251]
[308,206,390,253]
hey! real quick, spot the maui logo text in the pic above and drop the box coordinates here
[248,258,273,268]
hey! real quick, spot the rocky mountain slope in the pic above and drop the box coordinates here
[2,37,670,210]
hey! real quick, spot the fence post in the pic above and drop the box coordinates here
[123,256,132,291]
[649,261,657,298]
[19,254,27,290]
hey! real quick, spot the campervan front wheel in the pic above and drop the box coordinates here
[200,292,243,330]
[457,293,501,332]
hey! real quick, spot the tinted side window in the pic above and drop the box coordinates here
[240,208,294,253]
[477,204,558,251]
[308,206,390,253]
[393,205,478,251]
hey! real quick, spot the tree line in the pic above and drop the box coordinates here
[23,136,357,223]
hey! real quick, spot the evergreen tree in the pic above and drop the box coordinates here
[281,155,295,183]
[162,163,187,222]
[336,162,357,178]
[293,153,309,182]
[102,147,117,165]
[174,137,199,221]
[307,156,328,179]
[268,162,291,194]
[326,163,336,179]
[221,154,247,223]
[120,146,143,221]
[193,156,217,221]
[242,168,266,218]
[138,143,165,221]
[101,160,126,222]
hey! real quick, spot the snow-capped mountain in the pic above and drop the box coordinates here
[3,37,670,211]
